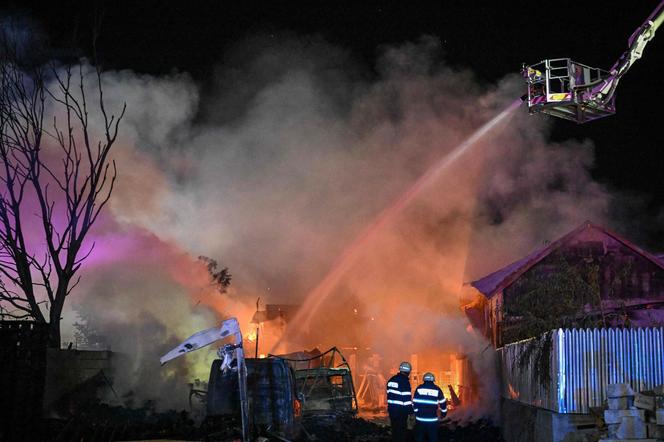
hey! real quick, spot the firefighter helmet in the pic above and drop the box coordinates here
[398,361,412,374]
[423,372,435,382]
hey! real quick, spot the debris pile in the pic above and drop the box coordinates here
[44,401,202,441]
[439,419,505,442]
[600,383,664,441]
[302,416,503,442]
[302,415,391,441]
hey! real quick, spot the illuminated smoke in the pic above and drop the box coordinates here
[286,97,524,337]
[37,35,611,415]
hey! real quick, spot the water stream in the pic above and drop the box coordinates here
[272,97,524,351]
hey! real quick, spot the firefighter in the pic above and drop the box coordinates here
[413,372,447,442]
[386,361,413,441]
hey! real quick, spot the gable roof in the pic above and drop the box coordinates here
[469,221,664,299]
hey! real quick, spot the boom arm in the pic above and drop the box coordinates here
[588,0,664,105]
[160,318,250,442]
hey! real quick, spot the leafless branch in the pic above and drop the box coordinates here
[0,34,124,346]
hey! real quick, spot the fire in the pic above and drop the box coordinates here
[246,327,258,342]
[353,349,471,416]
[508,383,519,400]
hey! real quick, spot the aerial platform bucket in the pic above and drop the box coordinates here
[523,58,615,123]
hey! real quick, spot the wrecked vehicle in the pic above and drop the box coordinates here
[273,347,358,421]
[206,356,301,440]
[161,318,301,441]
[161,321,362,440]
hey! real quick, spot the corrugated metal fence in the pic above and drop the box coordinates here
[498,327,664,413]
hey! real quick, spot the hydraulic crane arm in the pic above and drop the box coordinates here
[522,1,664,123]
[588,0,664,105]
[160,318,250,442]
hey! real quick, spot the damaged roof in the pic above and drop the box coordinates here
[251,304,300,324]
[468,221,664,299]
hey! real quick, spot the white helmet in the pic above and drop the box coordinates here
[423,372,435,382]
[399,361,412,374]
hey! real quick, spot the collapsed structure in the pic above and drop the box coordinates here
[249,303,474,416]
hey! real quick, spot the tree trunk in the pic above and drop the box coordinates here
[48,319,61,348]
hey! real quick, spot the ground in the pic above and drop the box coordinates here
[43,406,504,441]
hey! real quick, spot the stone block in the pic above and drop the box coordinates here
[598,439,657,442]
[646,422,664,439]
[645,409,657,423]
[606,423,619,438]
[657,408,664,425]
[599,439,657,442]
[604,409,645,424]
[608,396,634,410]
[607,383,635,398]
[635,392,657,411]
[616,415,647,439]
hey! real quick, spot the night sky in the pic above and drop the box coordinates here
[6,0,664,244]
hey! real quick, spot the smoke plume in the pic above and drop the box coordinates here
[39,34,613,415]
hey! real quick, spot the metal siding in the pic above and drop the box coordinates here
[498,327,664,413]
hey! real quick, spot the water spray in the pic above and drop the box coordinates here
[273,97,525,351]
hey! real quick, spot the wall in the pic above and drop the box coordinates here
[499,327,664,414]
[43,349,116,417]
[501,398,599,442]
[0,321,49,441]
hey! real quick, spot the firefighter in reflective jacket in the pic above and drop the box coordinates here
[386,361,413,441]
[413,372,447,442]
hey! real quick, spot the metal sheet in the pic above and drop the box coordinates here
[498,327,664,413]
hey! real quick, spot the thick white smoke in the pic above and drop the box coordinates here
[49,34,615,415]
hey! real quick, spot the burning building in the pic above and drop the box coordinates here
[462,221,664,348]
[462,221,664,441]
[248,300,475,416]
[250,304,300,357]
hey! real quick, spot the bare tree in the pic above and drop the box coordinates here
[0,36,125,347]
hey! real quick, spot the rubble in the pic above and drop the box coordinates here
[604,410,645,424]
[276,347,358,419]
[439,419,505,442]
[607,384,636,398]
[44,402,202,441]
[616,416,647,439]
[608,383,636,412]
[634,393,656,412]
[600,383,664,442]
[41,411,507,441]
[302,415,390,441]
[302,416,504,442]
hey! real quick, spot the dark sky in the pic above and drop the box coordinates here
[6,0,664,235]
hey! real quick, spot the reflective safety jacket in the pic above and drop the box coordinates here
[386,372,413,415]
[413,381,447,423]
